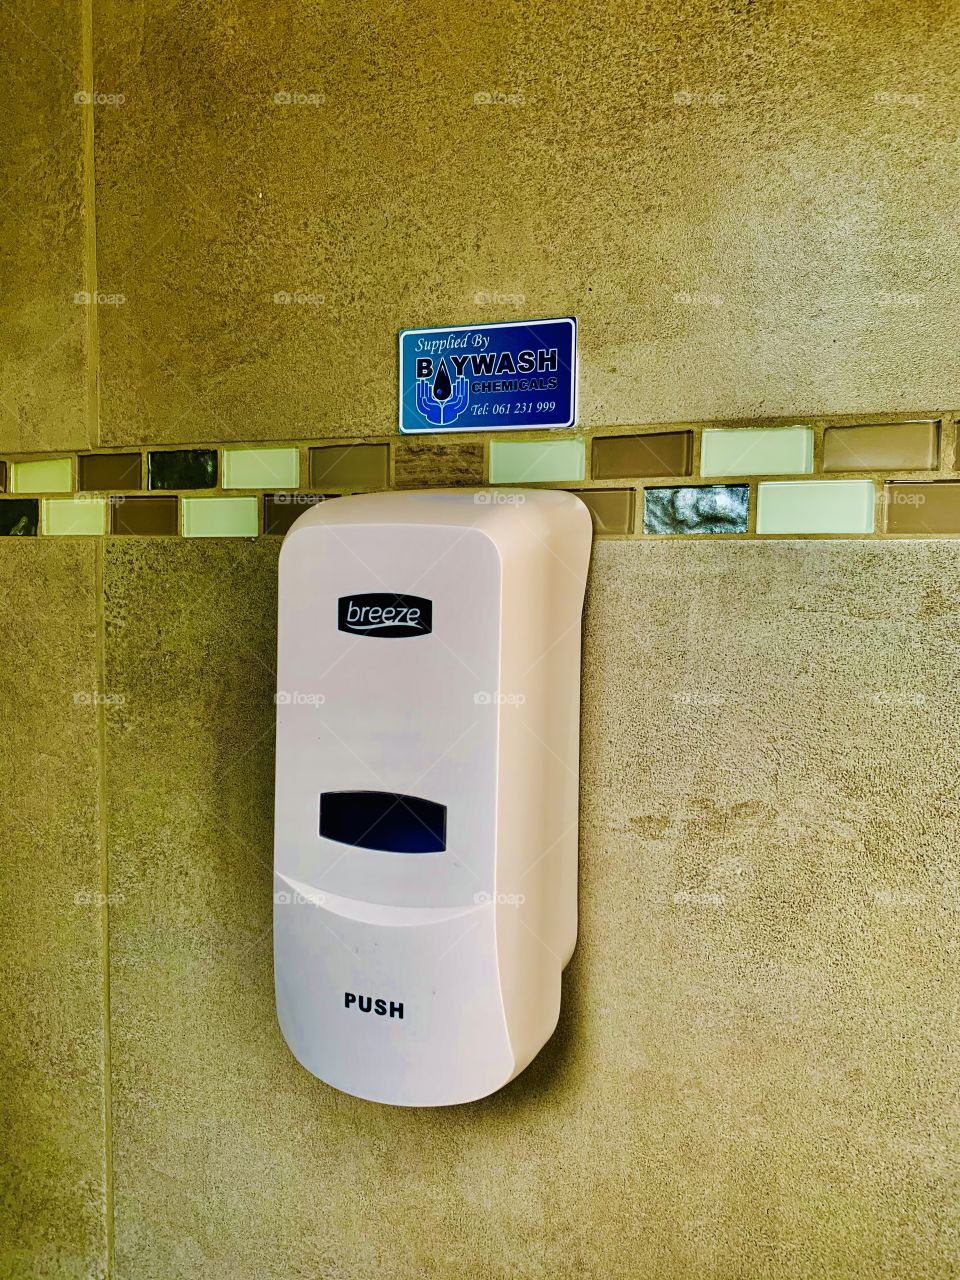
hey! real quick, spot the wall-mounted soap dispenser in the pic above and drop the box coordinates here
[274,489,592,1105]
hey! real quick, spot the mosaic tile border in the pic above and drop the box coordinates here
[0,413,957,538]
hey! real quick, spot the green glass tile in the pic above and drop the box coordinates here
[182,496,259,538]
[489,439,585,484]
[10,457,73,493]
[147,449,217,490]
[0,498,39,535]
[42,497,108,536]
[757,480,876,534]
[222,447,300,490]
[700,427,813,477]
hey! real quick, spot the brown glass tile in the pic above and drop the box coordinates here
[883,482,960,534]
[263,493,335,535]
[570,489,635,534]
[394,439,483,489]
[0,461,6,491]
[824,422,939,472]
[78,451,142,491]
[592,431,692,480]
[309,444,389,490]
[111,496,178,535]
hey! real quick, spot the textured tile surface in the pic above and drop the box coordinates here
[103,541,285,1280]
[592,431,692,479]
[884,482,960,534]
[95,3,960,442]
[96,537,960,1280]
[394,438,484,489]
[577,540,960,1279]
[758,480,876,534]
[701,427,813,477]
[489,438,585,483]
[644,484,749,534]
[0,541,106,1278]
[823,422,940,472]
[0,3,88,452]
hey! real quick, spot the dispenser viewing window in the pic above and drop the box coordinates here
[273,488,592,1106]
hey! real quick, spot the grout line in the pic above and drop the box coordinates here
[941,416,956,473]
[81,0,113,1263]
[93,539,115,1278]
[81,0,100,451]
[812,420,826,474]
[690,426,701,479]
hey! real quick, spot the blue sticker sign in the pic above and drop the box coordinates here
[399,317,576,434]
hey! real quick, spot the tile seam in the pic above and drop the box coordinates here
[81,0,99,451]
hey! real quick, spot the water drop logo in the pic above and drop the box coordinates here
[416,356,470,427]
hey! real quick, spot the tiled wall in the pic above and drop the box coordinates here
[3,415,960,539]
[3,1,960,1278]
[7,536,960,1280]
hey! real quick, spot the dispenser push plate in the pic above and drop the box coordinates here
[398,316,577,434]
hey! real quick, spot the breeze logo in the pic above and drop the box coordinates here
[337,593,432,638]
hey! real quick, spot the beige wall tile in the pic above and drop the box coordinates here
[0,542,107,1277]
[94,3,960,445]
[99,537,960,1278]
[580,540,960,1276]
[0,2,88,452]
[394,438,484,489]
